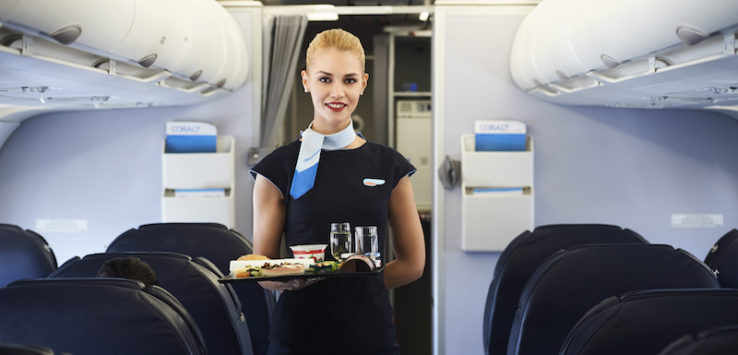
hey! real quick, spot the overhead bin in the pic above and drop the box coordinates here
[0,0,249,94]
[510,0,738,110]
[0,0,252,150]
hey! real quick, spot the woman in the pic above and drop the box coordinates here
[251,28,425,354]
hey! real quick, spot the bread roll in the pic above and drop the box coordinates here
[238,254,270,261]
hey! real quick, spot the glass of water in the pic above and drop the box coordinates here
[355,226,378,258]
[330,222,352,262]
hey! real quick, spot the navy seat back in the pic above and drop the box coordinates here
[657,325,738,355]
[560,289,738,355]
[0,224,57,286]
[483,224,647,355]
[704,228,738,287]
[106,223,271,355]
[508,244,719,355]
[0,278,206,355]
[50,252,252,355]
[0,342,55,355]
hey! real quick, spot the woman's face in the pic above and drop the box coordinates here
[302,47,368,132]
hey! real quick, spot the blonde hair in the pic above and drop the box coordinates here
[305,28,366,72]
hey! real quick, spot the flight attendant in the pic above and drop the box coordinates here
[250,28,425,354]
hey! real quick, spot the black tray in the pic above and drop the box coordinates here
[218,266,384,283]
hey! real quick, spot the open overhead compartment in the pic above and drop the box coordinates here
[510,0,738,112]
[0,0,251,148]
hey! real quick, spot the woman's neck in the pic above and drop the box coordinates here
[311,119,351,135]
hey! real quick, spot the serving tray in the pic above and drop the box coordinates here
[218,267,384,283]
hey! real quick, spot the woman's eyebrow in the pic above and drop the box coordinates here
[315,71,359,77]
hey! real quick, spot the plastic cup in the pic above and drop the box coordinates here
[289,244,327,262]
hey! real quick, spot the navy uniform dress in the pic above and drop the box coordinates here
[251,138,415,355]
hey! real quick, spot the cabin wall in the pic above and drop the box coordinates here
[0,8,262,264]
[433,5,738,354]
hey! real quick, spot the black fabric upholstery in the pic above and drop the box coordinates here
[704,229,738,287]
[560,289,738,355]
[657,325,738,355]
[49,252,252,355]
[0,278,206,355]
[107,223,251,273]
[0,224,57,287]
[0,342,55,355]
[483,224,647,355]
[106,223,270,355]
[508,244,719,355]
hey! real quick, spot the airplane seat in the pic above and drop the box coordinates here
[559,289,738,355]
[0,342,55,355]
[656,324,738,355]
[0,278,206,355]
[704,228,738,287]
[0,224,57,287]
[507,244,720,355]
[483,224,648,355]
[105,222,271,355]
[48,252,253,355]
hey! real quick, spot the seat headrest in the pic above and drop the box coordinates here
[561,289,738,355]
[484,224,647,355]
[657,324,738,355]
[106,223,252,275]
[0,224,57,286]
[509,244,719,355]
[0,342,55,355]
[0,278,205,355]
[50,252,250,355]
[704,228,738,287]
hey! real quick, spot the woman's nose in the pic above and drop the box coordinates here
[330,83,344,98]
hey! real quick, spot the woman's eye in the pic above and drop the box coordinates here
[344,78,357,84]
[319,77,331,83]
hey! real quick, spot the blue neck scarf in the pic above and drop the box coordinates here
[290,120,357,199]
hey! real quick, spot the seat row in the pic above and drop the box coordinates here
[483,224,738,355]
[0,222,273,355]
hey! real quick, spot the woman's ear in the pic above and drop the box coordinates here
[361,72,369,94]
[301,70,309,93]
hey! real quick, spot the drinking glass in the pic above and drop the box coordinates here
[355,226,378,257]
[330,222,352,262]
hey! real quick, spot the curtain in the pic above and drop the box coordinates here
[249,15,307,166]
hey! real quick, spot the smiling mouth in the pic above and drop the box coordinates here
[326,103,346,111]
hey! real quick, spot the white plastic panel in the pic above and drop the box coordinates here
[215,3,250,90]
[0,0,20,19]
[461,190,533,251]
[162,136,234,189]
[179,0,222,82]
[461,135,533,187]
[109,0,171,67]
[397,116,432,210]
[3,0,134,51]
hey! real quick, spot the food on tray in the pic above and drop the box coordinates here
[238,254,270,261]
[340,254,376,273]
[261,264,305,277]
[234,267,263,278]
[229,258,314,274]
[289,244,328,261]
[309,261,339,274]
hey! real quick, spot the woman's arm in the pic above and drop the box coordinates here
[252,174,319,291]
[252,174,285,259]
[383,175,426,289]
